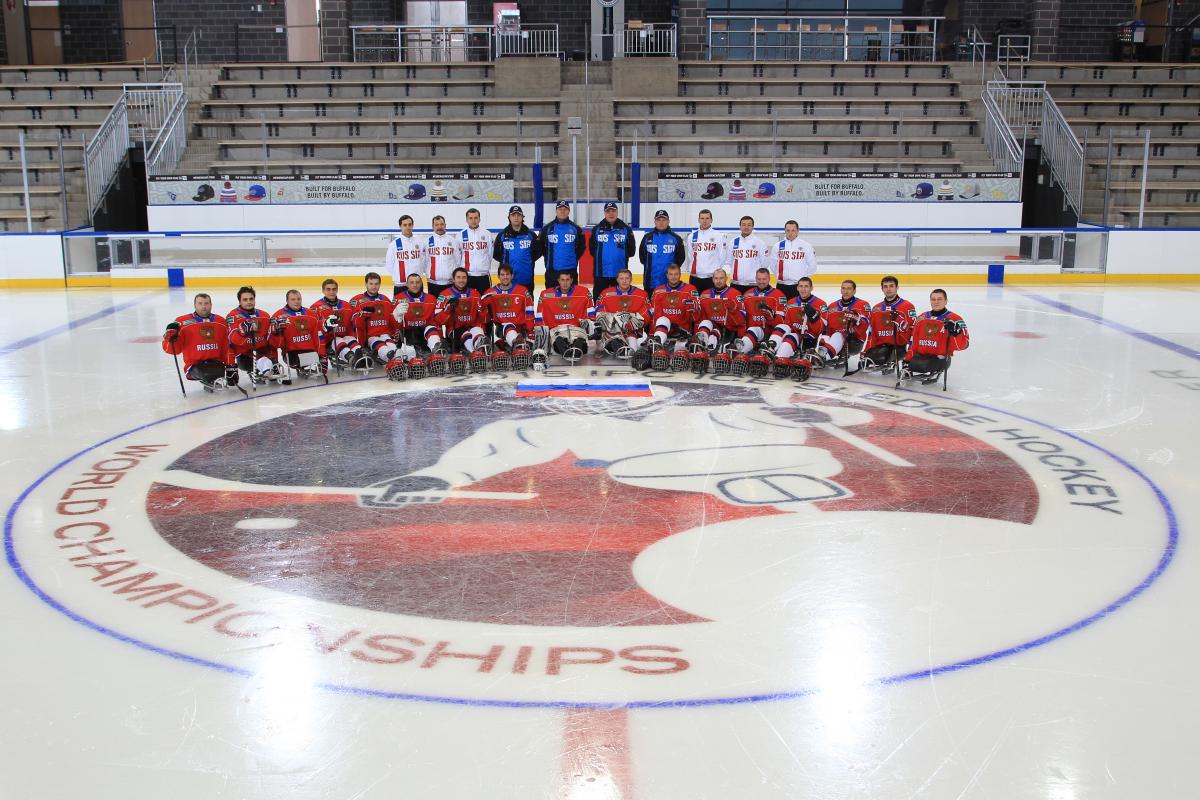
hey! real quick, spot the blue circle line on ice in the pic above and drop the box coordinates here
[3,376,1179,710]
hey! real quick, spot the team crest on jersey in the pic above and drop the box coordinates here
[6,377,1173,706]
[198,326,214,341]
[557,298,572,311]
[497,296,514,311]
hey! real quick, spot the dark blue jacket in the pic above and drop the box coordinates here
[638,227,687,291]
[492,225,544,286]
[588,219,636,279]
[538,219,586,273]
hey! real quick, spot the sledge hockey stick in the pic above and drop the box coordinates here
[170,349,187,397]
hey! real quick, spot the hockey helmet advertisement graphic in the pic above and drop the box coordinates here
[244,184,267,201]
[192,184,215,202]
[700,182,724,200]
[753,182,777,199]
[910,182,934,199]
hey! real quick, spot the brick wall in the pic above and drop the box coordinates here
[0,5,7,65]
[1056,0,1134,61]
[60,0,125,63]
[677,0,706,60]
[350,0,399,24]
[960,0,1026,41]
[322,0,351,61]
[1025,0,1060,59]
[153,0,288,63]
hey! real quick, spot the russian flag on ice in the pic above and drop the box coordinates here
[515,379,653,398]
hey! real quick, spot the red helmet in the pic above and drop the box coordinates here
[448,351,469,376]
[406,356,427,380]
[426,353,447,377]
[385,358,407,381]
[689,350,710,375]
[711,352,732,374]
[470,350,490,373]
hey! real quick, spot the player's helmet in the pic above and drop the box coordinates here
[448,351,469,376]
[669,349,689,372]
[510,344,531,371]
[731,353,751,376]
[700,182,724,200]
[911,182,934,199]
[711,352,732,374]
[426,352,447,377]
[470,349,490,373]
[406,356,427,380]
[772,356,794,380]
[244,184,267,201]
[385,357,408,381]
[690,350,710,375]
[748,353,771,378]
[792,357,813,382]
[491,350,511,372]
[753,182,777,199]
[650,347,670,371]
[192,183,215,202]
[404,183,427,200]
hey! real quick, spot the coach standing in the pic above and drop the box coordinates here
[773,219,818,300]
[726,215,770,293]
[539,200,586,288]
[492,204,543,295]
[638,209,686,293]
[589,201,636,300]
[686,208,727,295]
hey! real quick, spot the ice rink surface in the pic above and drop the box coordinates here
[1,282,1199,799]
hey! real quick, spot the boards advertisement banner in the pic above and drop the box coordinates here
[657,172,1021,203]
[148,173,515,205]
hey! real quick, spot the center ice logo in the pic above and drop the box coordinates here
[7,377,1171,706]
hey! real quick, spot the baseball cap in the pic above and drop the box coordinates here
[654,209,669,220]
[604,202,618,211]
[508,205,524,215]
[555,200,570,209]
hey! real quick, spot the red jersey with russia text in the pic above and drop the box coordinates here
[349,292,397,344]
[780,293,827,339]
[823,297,871,340]
[436,287,484,329]
[597,285,651,327]
[310,297,354,338]
[650,282,700,333]
[481,285,534,333]
[740,286,787,330]
[163,314,232,373]
[225,307,278,356]
[908,310,969,358]
[871,296,918,346]
[395,291,439,333]
[537,285,595,328]
[271,307,324,352]
[697,286,745,333]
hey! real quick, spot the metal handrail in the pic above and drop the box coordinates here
[706,15,943,62]
[493,24,560,58]
[350,24,495,63]
[996,34,1030,79]
[1041,92,1085,215]
[145,92,188,177]
[622,24,676,57]
[84,96,130,219]
[982,89,1024,175]
[84,83,186,220]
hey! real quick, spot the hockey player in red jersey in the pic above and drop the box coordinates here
[163,293,237,392]
[596,268,651,359]
[768,277,826,356]
[392,272,443,356]
[735,268,787,354]
[349,272,400,367]
[695,268,745,350]
[641,264,700,370]
[271,290,326,383]
[481,263,534,370]
[901,288,969,387]
[310,278,364,368]
[435,267,486,353]
[860,275,918,370]
[810,279,871,367]
[227,285,283,384]
[535,270,595,366]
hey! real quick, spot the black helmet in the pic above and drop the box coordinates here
[701,182,724,200]
[192,183,215,202]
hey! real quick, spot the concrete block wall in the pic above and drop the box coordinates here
[1055,0,1134,61]
[60,0,125,63]
[153,0,288,63]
